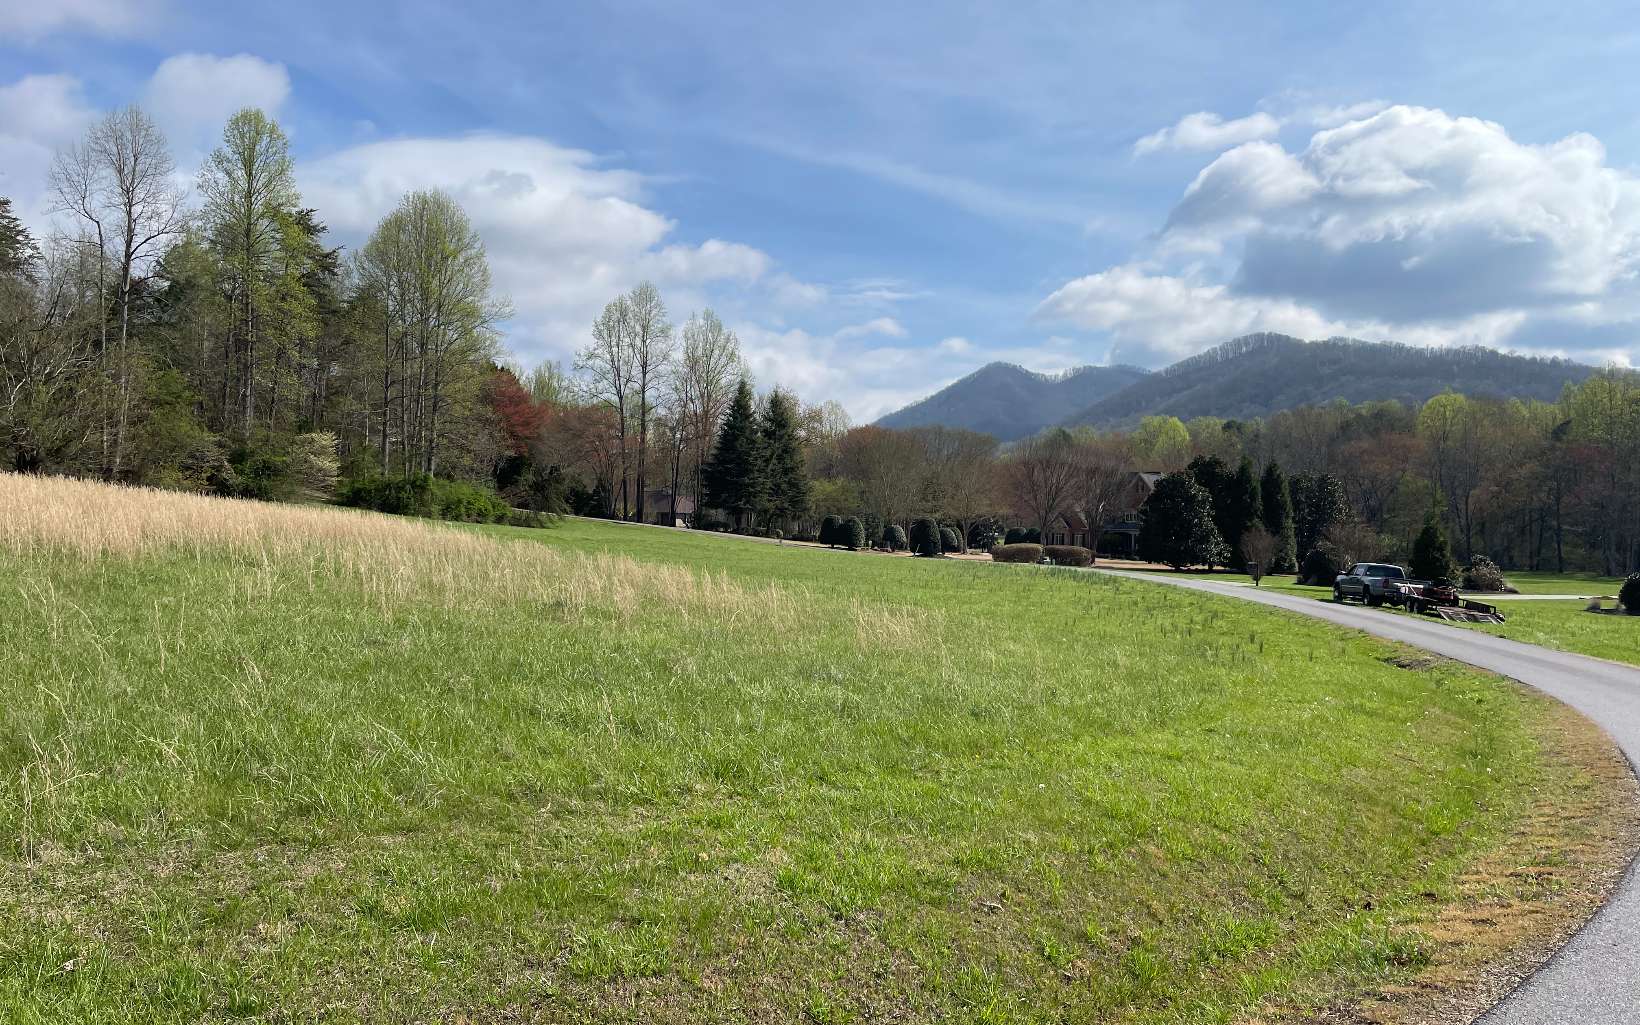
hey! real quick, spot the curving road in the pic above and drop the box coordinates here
[1094,570,1640,1023]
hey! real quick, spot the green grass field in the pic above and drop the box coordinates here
[0,482,1597,1023]
[1121,568,1638,666]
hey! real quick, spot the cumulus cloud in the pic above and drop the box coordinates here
[143,53,291,150]
[1135,111,1282,155]
[0,74,99,228]
[0,0,159,42]
[1051,104,1640,366]
[297,133,822,364]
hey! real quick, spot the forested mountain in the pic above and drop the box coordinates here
[1061,334,1597,428]
[876,362,1149,439]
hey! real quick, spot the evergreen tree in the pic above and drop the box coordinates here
[842,516,866,551]
[701,379,765,528]
[757,387,810,528]
[820,514,841,547]
[910,518,941,556]
[1217,458,1263,569]
[1410,514,1458,583]
[1137,472,1230,570]
[1291,472,1346,559]
[1260,462,1297,573]
[0,197,37,276]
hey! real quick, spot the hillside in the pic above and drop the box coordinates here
[1063,334,1597,428]
[875,361,1149,439]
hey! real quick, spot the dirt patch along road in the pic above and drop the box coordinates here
[1096,570,1640,1025]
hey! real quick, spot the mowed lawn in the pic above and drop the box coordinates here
[1122,568,1639,668]
[0,484,1583,1023]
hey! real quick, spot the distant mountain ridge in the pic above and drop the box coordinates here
[875,334,1598,437]
[875,361,1149,440]
[1062,334,1596,428]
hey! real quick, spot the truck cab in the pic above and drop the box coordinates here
[1333,563,1408,606]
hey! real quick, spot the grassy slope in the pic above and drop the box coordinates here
[0,502,1575,1023]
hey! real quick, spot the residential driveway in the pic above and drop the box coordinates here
[1095,570,1640,1024]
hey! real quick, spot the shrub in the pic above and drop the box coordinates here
[819,514,841,547]
[770,529,783,541]
[939,526,961,553]
[909,518,942,557]
[507,509,550,529]
[1004,527,1042,545]
[1462,555,1508,592]
[1043,544,1093,567]
[212,446,296,502]
[968,519,1002,550]
[1298,543,1350,586]
[339,474,511,524]
[990,543,1043,564]
[881,524,908,552]
[1621,574,1640,615]
[288,432,340,500]
[842,517,866,551]
[1409,515,1457,583]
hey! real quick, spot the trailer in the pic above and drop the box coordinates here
[1384,581,1506,624]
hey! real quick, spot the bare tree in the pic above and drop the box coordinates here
[1005,429,1079,541]
[626,281,673,523]
[838,426,921,535]
[913,426,998,551]
[672,308,743,520]
[577,295,635,517]
[1070,430,1135,550]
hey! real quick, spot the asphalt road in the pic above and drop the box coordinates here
[1095,570,1640,1024]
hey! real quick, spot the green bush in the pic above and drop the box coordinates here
[1409,515,1457,583]
[881,524,908,552]
[1461,555,1508,592]
[339,474,511,524]
[1004,527,1042,545]
[990,543,1043,564]
[968,520,1002,550]
[1043,544,1093,567]
[1299,543,1349,586]
[507,509,551,529]
[939,526,961,553]
[842,516,866,551]
[1621,574,1640,615]
[820,515,841,547]
[909,518,942,557]
[212,446,296,502]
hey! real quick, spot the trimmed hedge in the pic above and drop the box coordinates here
[990,543,1043,564]
[940,526,961,553]
[842,517,866,551]
[909,518,942,557]
[1621,573,1640,615]
[820,515,842,547]
[881,524,908,552]
[1043,544,1093,567]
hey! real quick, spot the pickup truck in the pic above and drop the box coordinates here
[1332,563,1409,606]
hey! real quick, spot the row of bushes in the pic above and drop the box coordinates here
[989,543,1095,567]
[338,474,546,528]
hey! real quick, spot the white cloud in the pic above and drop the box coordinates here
[0,0,159,42]
[297,133,822,366]
[1052,104,1640,366]
[1135,110,1282,155]
[936,336,973,354]
[143,53,291,150]
[834,317,907,341]
[0,74,99,229]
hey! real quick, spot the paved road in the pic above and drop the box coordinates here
[1095,570,1640,1024]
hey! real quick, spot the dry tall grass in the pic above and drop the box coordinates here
[0,472,797,628]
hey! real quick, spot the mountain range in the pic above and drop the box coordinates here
[876,334,1599,438]
[875,362,1149,439]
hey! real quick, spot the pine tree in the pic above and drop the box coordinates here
[1260,462,1297,573]
[1215,458,1262,568]
[1410,514,1458,583]
[1291,472,1346,560]
[757,388,809,529]
[0,197,38,276]
[701,379,765,529]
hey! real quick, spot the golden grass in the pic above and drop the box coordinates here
[0,472,803,631]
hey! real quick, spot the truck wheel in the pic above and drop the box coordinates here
[1366,592,1382,607]
[1333,586,1344,602]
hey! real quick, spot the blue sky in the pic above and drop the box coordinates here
[4,1,1639,419]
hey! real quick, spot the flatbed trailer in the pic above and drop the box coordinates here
[1384,581,1506,624]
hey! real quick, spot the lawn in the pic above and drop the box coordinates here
[0,482,1608,1023]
